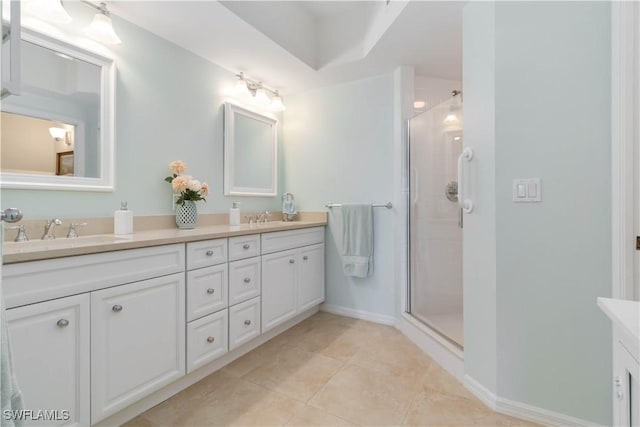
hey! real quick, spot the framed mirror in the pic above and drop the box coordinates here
[0,29,115,191]
[224,102,277,197]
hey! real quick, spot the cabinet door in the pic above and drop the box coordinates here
[6,294,90,427]
[186,264,228,321]
[91,273,185,423]
[298,244,325,311]
[228,257,261,306]
[261,249,298,332]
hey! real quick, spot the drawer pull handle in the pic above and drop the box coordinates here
[207,288,215,294]
[206,250,214,256]
[112,305,123,312]
[289,259,295,264]
[244,320,251,326]
[303,255,309,261]
[243,244,250,250]
[207,336,215,343]
[243,277,251,284]
[57,319,69,327]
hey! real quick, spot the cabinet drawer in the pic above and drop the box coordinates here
[187,309,228,373]
[228,235,260,261]
[3,244,185,309]
[229,296,261,350]
[186,238,227,270]
[186,264,228,322]
[229,257,261,306]
[261,227,324,254]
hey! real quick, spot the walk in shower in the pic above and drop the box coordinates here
[407,92,464,348]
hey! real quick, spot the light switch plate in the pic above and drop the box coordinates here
[512,178,541,202]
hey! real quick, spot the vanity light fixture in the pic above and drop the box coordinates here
[81,1,121,45]
[25,0,72,24]
[49,127,71,145]
[235,72,286,112]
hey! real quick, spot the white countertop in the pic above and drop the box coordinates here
[597,297,640,342]
[2,220,327,264]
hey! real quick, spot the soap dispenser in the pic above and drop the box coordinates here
[114,201,133,235]
[229,201,241,226]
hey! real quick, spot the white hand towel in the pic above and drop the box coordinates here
[340,204,374,278]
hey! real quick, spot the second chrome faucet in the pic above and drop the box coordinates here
[41,218,62,240]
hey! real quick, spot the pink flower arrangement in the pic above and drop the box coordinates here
[164,161,208,205]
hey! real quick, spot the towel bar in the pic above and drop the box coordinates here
[325,202,392,209]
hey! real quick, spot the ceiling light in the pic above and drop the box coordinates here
[270,92,286,112]
[83,2,121,45]
[413,100,426,109]
[234,73,285,111]
[444,113,458,125]
[26,0,72,24]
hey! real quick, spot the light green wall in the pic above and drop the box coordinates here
[494,2,611,423]
[1,13,282,220]
[464,1,612,424]
[462,1,498,395]
[282,74,396,318]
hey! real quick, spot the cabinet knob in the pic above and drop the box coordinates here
[243,244,250,250]
[289,259,295,264]
[303,255,309,261]
[112,305,123,312]
[207,336,215,343]
[207,288,215,294]
[244,277,251,284]
[244,320,251,326]
[206,250,214,256]
[56,319,69,327]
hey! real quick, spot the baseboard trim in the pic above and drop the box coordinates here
[319,303,396,325]
[464,375,600,427]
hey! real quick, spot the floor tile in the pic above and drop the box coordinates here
[402,392,489,426]
[284,404,356,426]
[242,345,344,402]
[309,363,417,426]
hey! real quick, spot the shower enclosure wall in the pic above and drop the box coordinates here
[407,94,464,348]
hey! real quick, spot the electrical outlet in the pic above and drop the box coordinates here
[172,194,180,211]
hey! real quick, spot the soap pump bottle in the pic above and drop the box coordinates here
[229,201,240,226]
[114,201,133,235]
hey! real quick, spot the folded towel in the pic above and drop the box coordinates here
[1,292,24,427]
[340,204,374,278]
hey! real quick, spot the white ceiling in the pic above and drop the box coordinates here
[109,0,464,95]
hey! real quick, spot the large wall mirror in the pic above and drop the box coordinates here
[224,103,277,197]
[0,29,115,191]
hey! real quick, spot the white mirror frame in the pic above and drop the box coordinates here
[0,29,115,192]
[223,102,278,197]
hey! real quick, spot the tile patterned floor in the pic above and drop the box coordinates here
[123,312,537,426]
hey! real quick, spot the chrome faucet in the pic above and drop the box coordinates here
[41,218,62,240]
[257,211,270,223]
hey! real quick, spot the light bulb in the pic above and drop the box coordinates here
[444,114,458,125]
[255,87,270,105]
[270,95,286,112]
[85,12,122,45]
[234,76,249,96]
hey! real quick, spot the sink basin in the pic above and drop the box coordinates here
[3,235,130,254]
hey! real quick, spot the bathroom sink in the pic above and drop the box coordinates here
[3,235,130,254]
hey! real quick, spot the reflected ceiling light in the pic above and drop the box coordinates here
[49,127,71,145]
[413,100,426,110]
[443,113,458,125]
[82,1,121,45]
[234,72,286,112]
[26,0,72,24]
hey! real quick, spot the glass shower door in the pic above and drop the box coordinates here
[408,96,464,348]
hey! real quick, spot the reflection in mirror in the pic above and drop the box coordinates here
[0,29,114,191]
[224,103,277,197]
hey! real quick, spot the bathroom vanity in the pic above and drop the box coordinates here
[2,220,326,426]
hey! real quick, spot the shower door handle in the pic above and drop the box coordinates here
[457,148,474,214]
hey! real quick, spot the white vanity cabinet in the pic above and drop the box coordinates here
[6,294,90,427]
[261,227,325,333]
[91,273,186,423]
